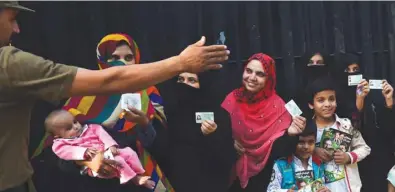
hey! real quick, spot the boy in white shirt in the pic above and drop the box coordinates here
[307,77,371,192]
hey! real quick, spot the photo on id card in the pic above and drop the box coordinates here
[348,74,363,86]
[369,79,383,89]
[195,112,214,123]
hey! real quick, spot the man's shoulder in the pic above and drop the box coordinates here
[0,46,17,67]
[0,46,46,71]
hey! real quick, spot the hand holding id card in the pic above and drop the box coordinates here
[195,112,214,123]
[285,100,303,117]
[121,93,142,111]
[348,74,363,86]
[369,79,383,89]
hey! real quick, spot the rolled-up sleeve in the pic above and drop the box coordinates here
[0,46,78,104]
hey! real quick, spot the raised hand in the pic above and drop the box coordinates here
[178,36,230,73]
[382,80,394,108]
[201,120,218,135]
[123,105,149,127]
[287,116,306,136]
[356,79,370,98]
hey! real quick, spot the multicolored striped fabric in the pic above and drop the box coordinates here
[31,34,172,191]
[136,140,175,192]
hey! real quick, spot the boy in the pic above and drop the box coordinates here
[267,123,330,192]
[306,76,371,192]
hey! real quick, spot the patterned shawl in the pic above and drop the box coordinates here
[31,33,172,191]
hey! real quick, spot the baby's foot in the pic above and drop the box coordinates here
[135,176,155,189]
[142,179,156,190]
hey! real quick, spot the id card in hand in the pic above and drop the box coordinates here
[195,112,214,123]
[121,93,142,111]
[369,79,383,89]
[285,100,303,117]
[348,74,363,86]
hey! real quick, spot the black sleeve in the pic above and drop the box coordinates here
[204,109,237,168]
[57,159,82,175]
[146,117,171,172]
[269,131,299,161]
[376,103,395,134]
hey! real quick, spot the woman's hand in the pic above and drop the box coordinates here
[123,106,149,127]
[314,147,333,163]
[357,79,370,98]
[382,80,394,108]
[201,120,217,135]
[356,79,369,111]
[234,140,245,156]
[287,116,306,136]
[77,151,122,178]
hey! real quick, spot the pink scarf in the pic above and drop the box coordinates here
[222,53,292,188]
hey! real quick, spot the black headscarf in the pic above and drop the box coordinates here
[339,53,362,100]
[295,52,332,119]
[302,52,332,86]
[166,70,235,156]
[165,70,236,191]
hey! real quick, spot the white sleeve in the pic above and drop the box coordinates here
[266,163,289,192]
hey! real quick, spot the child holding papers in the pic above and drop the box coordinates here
[267,123,330,192]
[306,77,371,192]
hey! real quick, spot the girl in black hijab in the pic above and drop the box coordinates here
[338,53,395,192]
[294,52,332,119]
[164,70,236,192]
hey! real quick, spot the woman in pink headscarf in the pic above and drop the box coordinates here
[224,53,307,191]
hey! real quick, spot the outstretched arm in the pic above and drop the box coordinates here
[0,37,229,103]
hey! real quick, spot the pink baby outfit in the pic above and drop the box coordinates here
[52,124,145,184]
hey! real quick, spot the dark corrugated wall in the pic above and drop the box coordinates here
[11,2,395,192]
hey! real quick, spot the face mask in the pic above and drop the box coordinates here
[304,65,329,84]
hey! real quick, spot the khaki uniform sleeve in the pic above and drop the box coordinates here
[0,46,78,103]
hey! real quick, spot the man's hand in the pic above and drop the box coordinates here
[333,150,351,165]
[382,80,394,108]
[315,147,333,163]
[79,151,122,178]
[201,120,217,135]
[109,146,119,156]
[123,106,149,127]
[178,36,229,73]
[287,116,306,136]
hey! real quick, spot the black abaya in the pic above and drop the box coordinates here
[164,71,237,192]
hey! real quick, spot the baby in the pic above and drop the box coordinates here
[45,109,155,189]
